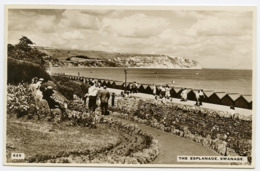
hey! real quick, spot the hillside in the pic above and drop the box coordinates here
[37,46,201,69]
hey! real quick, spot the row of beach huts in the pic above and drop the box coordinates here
[55,74,252,110]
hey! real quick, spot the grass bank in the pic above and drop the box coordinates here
[6,116,119,163]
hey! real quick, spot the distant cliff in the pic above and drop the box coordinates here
[108,55,201,69]
[37,46,201,69]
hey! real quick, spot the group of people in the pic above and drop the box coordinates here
[151,83,206,106]
[29,77,65,113]
[153,84,171,99]
[181,88,205,106]
[128,81,139,94]
[84,81,111,116]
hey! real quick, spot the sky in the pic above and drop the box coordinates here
[8,8,254,69]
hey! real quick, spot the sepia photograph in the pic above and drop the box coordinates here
[3,4,256,168]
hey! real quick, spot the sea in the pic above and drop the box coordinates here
[50,67,252,95]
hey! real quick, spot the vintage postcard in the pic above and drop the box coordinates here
[3,4,256,168]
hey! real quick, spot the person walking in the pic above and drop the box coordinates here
[195,90,204,106]
[198,90,205,105]
[165,84,171,99]
[99,86,110,115]
[161,86,166,99]
[86,82,98,112]
[181,88,188,101]
[157,85,161,97]
[129,83,133,94]
[152,84,156,96]
[131,81,138,93]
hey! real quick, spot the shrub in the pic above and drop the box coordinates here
[54,76,89,99]
[58,85,74,100]
[53,76,70,84]
[8,58,51,85]
[7,84,36,118]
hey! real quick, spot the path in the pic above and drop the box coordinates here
[109,116,229,165]
[107,88,252,116]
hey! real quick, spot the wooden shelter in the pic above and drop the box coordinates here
[208,92,226,104]
[174,87,184,99]
[138,84,146,93]
[235,95,252,109]
[106,80,112,88]
[145,85,154,94]
[111,81,123,89]
[187,90,197,101]
[170,87,177,98]
[220,94,239,107]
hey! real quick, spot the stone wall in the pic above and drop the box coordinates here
[111,97,252,163]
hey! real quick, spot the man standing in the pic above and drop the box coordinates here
[195,90,205,106]
[99,86,110,115]
[87,82,98,112]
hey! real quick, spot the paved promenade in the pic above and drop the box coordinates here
[109,116,234,165]
[107,88,252,116]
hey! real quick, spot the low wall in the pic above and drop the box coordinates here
[111,97,252,163]
[61,75,252,110]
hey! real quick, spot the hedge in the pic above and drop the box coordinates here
[8,58,51,84]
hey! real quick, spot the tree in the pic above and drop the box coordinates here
[16,36,34,51]
[8,36,49,68]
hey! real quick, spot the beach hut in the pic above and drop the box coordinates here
[243,95,252,109]
[220,93,240,107]
[187,90,197,101]
[101,80,107,87]
[203,91,214,102]
[174,87,183,99]
[121,82,131,91]
[116,81,124,89]
[170,87,177,98]
[138,84,146,93]
[208,92,226,104]
[235,95,252,109]
[106,81,112,88]
[112,81,123,89]
[145,85,154,94]
[187,89,207,102]
[111,81,116,88]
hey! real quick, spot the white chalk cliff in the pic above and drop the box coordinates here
[109,55,201,69]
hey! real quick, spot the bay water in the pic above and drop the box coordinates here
[50,67,252,95]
